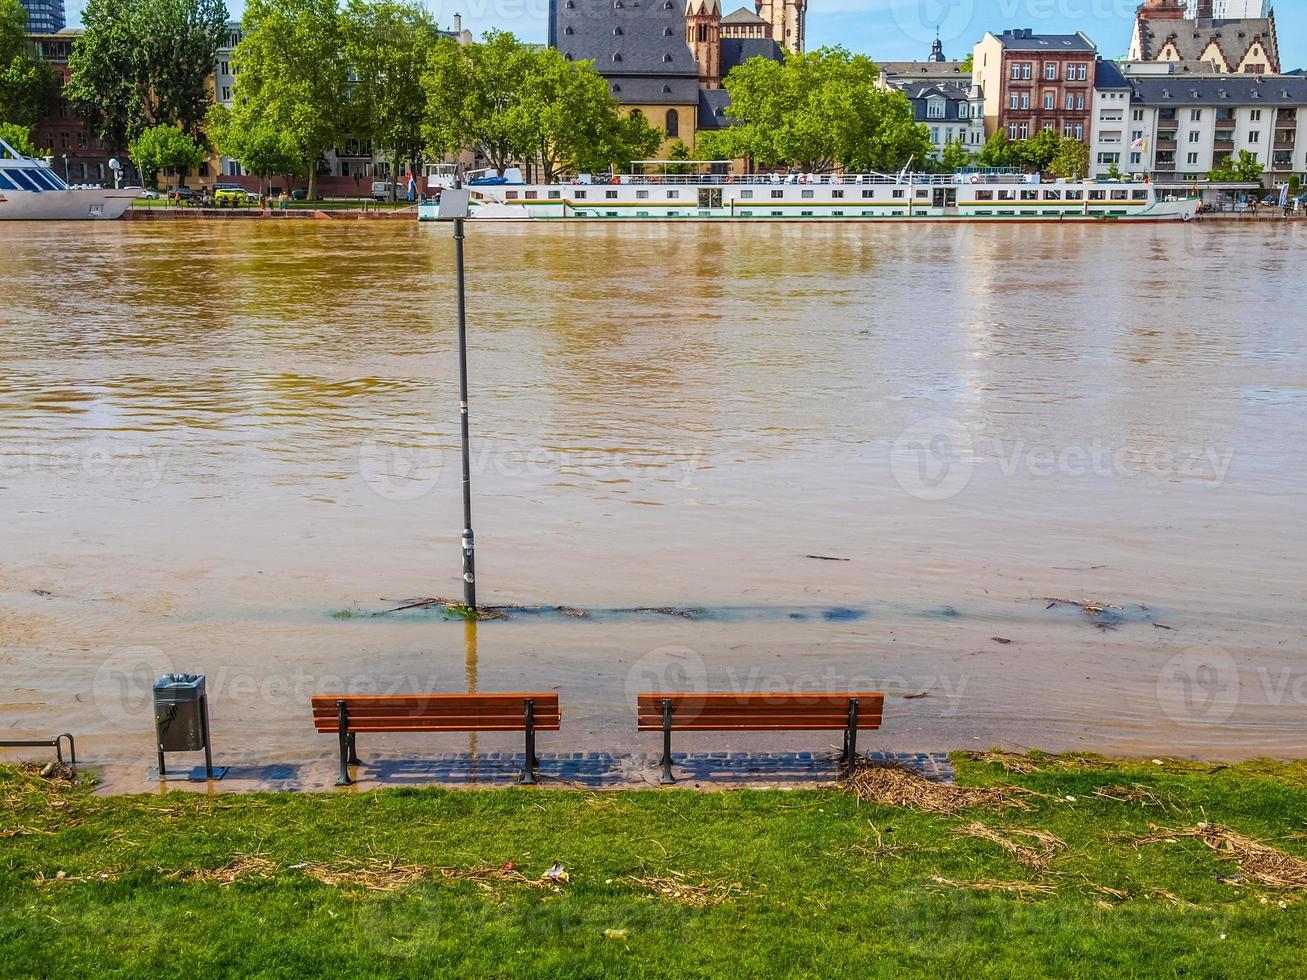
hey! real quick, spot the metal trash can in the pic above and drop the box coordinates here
[152,673,225,781]
[154,674,206,752]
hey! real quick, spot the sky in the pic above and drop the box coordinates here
[64,0,1306,69]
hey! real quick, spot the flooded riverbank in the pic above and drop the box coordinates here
[1,220,1304,788]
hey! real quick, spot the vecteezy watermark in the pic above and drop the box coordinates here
[623,645,970,717]
[890,417,977,502]
[1156,646,1239,726]
[1,439,171,490]
[890,0,1145,48]
[92,652,453,729]
[358,431,705,501]
[890,0,978,47]
[358,429,444,501]
[890,417,1235,501]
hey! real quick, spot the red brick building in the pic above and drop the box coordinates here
[973,29,1099,144]
[28,29,118,185]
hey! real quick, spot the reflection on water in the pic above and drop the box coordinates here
[1,220,1305,779]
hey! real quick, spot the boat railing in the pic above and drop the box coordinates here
[573,172,975,188]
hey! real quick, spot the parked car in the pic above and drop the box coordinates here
[171,186,197,202]
[214,187,261,207]
[138,189,160,200]
[290,188,308,201]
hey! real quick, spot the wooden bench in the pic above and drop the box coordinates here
[637,693,884,784]
[311,694,561,786]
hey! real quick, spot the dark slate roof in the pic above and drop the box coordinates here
[553,0,701,79]
[721,37,783,74]
[897,82,973,123]
[698,88,733,129]
[1135,16,1277,68]
[721,5,765,25]
[878,60,970,80]
[1094,59,1131,90]
[992,29,1096,53]
[1128,74,1307,106]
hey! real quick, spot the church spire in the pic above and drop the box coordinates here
[929,31,945,62]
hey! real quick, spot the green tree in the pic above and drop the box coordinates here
[0,0,60,130]
[424,30,536,176]
[66,0,229,152]
[977,129,1016,168]
[0,119,38,155]
[208,103,303,195]
[1208,149,1264,185]
[940,137,971,172]
[1016,128,1061,172]
[234,0,350,200]
[522,47,661,181]
[718,48,928,172]
[128,123,205,188]
[342,0,437,200]
[1048,136,1089,179]
[959,53,974,74]
[1105,162,1123,180]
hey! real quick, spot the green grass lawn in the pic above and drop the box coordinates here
[2,753,1306,978]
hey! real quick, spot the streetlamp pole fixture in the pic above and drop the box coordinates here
[447,168,476,610]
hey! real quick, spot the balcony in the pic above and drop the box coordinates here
[1156,137,1177,151]
[1272,153,1294,171]
[1276,108,1298,125]
[1213,139,1235,154]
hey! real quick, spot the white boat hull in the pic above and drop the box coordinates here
[0,188,140,220]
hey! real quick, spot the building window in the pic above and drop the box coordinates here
[1187,152,1199,165]
[1045,63,1057,80]
[1188,131,1200,143]
[927,100,944,118]
[1020,94,1029,109]
[665,109,678,138]
[1044,92,1055,110]
[1011,64,1021,79]
[1022,63,1032,79]
[1190,109,1202,122]
[1249,131,1260,143]
[1018,123,1029,139]
[1009,94,1019,109]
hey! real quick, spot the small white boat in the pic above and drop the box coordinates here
[420,163,1200,224]
[0,138,141,221]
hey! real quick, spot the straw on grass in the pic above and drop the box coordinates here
[843,761,1032,815]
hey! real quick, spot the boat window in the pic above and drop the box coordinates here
[31,169,63,190]
[1043,190,1061,200]
[975,190,994,200]
[1020,189,1038,200]
[801,189,813,199]
[0,170,15,191]
[862,189,874,199]
[1089,190,1106,200]
[1132,190,1148,200]
[771,189,784,199]
[548,190,561,199]
[832,189,843,199]
[574,190,587,199]
[739,189,752,199]
[666,190,679,199]
[916,189,929,199]
[997,189,1015,200]
[1066,190,1084,200]
[891,189,905,199]
[6,169,42,191]
[636,190,649,199]
[1110,190,1129,201]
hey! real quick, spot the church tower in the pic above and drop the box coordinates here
[686,0,722,89]
[755,0,805,54]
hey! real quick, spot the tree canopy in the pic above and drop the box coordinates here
[1048,137,1089,179]
[207,103,303,192]
[66,0,229,151]
[703,48,932,172]
[0,118,38,155]
[1208,150,1264,185]
[342,0,437,197]
[0,0,60,133]
[128,123,205,187]
[232,0,350,199]
[424,31,660,180]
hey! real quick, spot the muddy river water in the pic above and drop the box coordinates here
[1,219,1304,788]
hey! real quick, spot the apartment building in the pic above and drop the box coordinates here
[972,29,1098,144]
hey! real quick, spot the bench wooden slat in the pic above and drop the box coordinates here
[636,693,884,732]
[311,694,559,734]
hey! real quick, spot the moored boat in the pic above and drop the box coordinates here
[419,163,1199,224]
[0,138,141,221]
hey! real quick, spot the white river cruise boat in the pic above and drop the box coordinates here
[0,138,141,221]
[419,162,1199,224]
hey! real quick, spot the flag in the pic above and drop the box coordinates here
[407,174,417,202]
[1279,184,1290,209]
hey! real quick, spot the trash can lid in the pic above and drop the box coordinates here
[154,673,205,691]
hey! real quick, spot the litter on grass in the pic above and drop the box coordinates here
[1115,823,1307,891]
[957,822,1067,871]
[843,761,1032,815]
[624,871,745,907]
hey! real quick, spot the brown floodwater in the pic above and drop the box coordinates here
[1,219,1305,789]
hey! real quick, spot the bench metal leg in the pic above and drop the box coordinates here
[335,700,353,786]
[660,698,676,785]
[520,698,537,785]
[844,698,860,779]
[347,733,361,766]
[55,733,76,770]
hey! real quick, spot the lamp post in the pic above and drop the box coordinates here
[444,169,477,610]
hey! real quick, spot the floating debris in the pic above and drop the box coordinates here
[632,607,711,620]
[1043,596,1124,630]
[991,636,1013,645]
[805,555,850,562]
